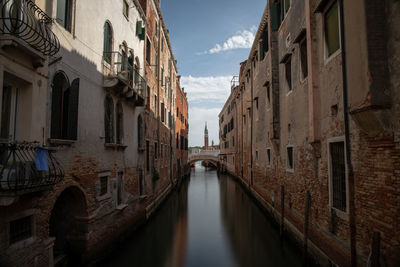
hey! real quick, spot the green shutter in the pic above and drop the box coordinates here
[155,54,158,76]
[271,2,281,31]
[161,68,164,86]
[259,41,264,60]
[161,102,164,122]
[139,27,145,41]
[136,21,142,36]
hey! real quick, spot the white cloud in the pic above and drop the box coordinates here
[180,75,232,104]
[199,26,257,55]
[180,75,234,146]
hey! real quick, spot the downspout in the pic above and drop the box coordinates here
[157,18,161,175]
[250,62,254,187]
[241,86,244,179]
[339,1,357,265]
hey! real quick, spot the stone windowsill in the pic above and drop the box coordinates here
[104,143,127,150]
[48,139,76,146]
[116,204,128,211]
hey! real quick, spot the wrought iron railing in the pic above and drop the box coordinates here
[0,0,60,56]
[0,141,64,191]
[103,51,147,99]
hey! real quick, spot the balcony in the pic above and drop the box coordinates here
[0,0,60,67]
[103,51,147,106]
[0,141,64,195]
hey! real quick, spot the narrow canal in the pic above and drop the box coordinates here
[99,163,303,267]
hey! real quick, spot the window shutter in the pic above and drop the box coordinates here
[161,102,164,122]
[67,78,80,140]
[51,84,62,139]
[139,27,145,41]
[259,41,264,60]
[136,21,143,36]
[271,2,281,31]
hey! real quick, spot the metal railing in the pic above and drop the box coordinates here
[0,141,64,191]
[0,0,60,56]
[103,51,147,99]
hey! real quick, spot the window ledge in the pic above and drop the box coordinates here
[286,168,294,173]
[116,204,128,211]
[331,207,349,221]
[48,139,76,146]
[104,143,127,150]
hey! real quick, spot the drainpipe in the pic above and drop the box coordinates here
[250,62,254,187]
[339,1,357,265]
[241,85,244,179]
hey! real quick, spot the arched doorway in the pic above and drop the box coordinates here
[49,187,88,266]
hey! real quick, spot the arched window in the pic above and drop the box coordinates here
[104,96,114,143]
[138,115,144,149]
[116,101,123,144]
[51,72,79,140]
[103,22,113,64]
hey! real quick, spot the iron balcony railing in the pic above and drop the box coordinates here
[0,141,64,192]
[0,0,60,56]
[103,51,147,99]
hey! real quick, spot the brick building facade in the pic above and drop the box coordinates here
[219,1,400,266]
[175,76,189,179]
[0,0,185,266]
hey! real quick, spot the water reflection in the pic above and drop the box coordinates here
[99,164,303,267]
[219,173,302,267]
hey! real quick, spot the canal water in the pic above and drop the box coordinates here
[99,163,303,267]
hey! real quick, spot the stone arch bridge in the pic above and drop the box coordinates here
[188,150,220,167]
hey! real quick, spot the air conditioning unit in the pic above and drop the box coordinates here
[0,162,31,190]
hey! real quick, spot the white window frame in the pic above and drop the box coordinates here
[97,172,111,201]
[286,145,294,172]
[323,0,342,63]
[327,136,349,220]
[7,209,37,249]
[266,148,271,167]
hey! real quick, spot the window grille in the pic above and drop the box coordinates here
[10,216,32,245]
[330,141,346,211]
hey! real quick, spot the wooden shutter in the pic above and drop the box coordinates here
[136,21,142,35]
[103,23,112,63]
[270,2,281,31]
[161,102,164,122]
[67,78,80,140]
[51,74,64,139]
[104,96,114,143]
[139,27,146,41]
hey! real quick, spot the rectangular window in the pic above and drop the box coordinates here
[300,37,308,79]
[267,148,271,166]
[161,67,164,86]
[155,21,158,38]
[325,1,340,57]
[232,136,235,147]
[329,141,347,212]
[146,140,150,172]
[285,57,292,91]
[100,176,108,196]
[155,54,158,77]
[155,142,158,159]
[146,38,151,63]
[286,146,294,170]
[9,216,32,245]
[256,151,259,161]
[161,143,163,159]
[56,0,72,32]
[123,0,129,18]
[161,102,164,122]
[267,84,271,104]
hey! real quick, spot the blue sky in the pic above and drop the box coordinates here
[161,0,267,146]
